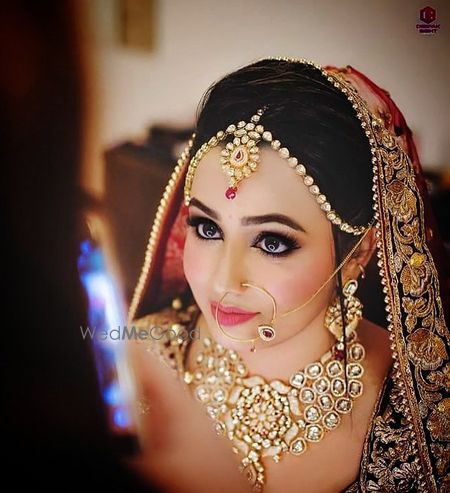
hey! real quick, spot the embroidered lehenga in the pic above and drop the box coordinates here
[126,59,450,492]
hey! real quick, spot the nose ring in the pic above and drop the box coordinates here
[214,282,277,352]
[241,282,277,345]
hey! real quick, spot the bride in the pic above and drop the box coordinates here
[125,58,449,492]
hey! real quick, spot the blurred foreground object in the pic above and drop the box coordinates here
[1,1,155,490]
[77,225,138,442]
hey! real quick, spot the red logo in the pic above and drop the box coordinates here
[416,6,440,34]
[420,6,436,24]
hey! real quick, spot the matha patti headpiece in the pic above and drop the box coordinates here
[184,58,378,236]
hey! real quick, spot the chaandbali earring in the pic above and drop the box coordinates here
[324,278,363,342]
[214,282,277,352]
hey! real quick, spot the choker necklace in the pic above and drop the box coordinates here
[184,332,365,492]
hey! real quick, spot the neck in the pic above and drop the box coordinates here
[191,307,336,381]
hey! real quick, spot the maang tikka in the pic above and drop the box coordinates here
[219,108,266,200]
[184,102,373,236]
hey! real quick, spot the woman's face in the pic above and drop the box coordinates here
[183,145,336,349]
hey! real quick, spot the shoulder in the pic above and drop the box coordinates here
[127,300,199,421]
[133,299,197,329]
[129,300,199,374]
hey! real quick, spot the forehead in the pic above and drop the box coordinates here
[189,146,328,229]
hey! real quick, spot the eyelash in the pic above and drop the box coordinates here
[186,216,301,258]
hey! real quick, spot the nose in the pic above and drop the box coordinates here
[212,240,248,297]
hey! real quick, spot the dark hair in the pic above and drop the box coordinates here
[192,59,373,228]
[190,58,387,384]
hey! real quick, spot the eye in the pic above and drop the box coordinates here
[186,216,222,240]
[253,232,300,258]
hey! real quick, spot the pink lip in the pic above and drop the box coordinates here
[210,302,259,327]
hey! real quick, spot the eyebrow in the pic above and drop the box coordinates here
[189,197,307,233]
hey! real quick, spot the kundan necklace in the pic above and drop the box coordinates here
[183,332,365,492]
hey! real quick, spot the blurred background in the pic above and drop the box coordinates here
[2,0,448,490]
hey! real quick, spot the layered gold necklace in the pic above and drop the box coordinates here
[183,333,365,492]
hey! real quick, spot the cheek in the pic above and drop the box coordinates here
[267,249,334,312]
[182,236,212,294]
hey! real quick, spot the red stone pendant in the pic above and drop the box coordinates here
[225,187,237,200]
[258,325,276,342]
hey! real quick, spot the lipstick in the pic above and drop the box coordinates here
[210,302,259,327]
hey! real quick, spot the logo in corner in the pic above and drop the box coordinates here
[416,6,440,34]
